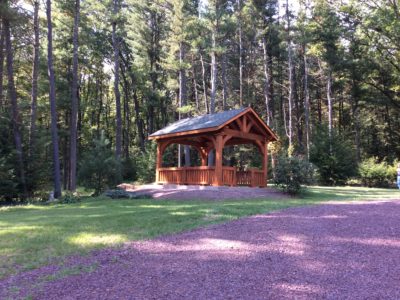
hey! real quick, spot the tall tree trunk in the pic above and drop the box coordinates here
[3,13,28,199]
[133,90,145,151]
[29,0,40,159]
[112,0,122,159]
[317,87,322,124]
[148,106,154,136]
[46,0,62,198]
[192,56,199,111]
[237,0,243,106]
[178,42,190,166]
[303,44,311,159]
[352,104,361,162]
[210,31,217,114]
[200,52,209,113]
[69,0,80,191]
[96,70,103,136]
[0,22,4,111]
[63,111,69,190]
[326,67,333,149]
[351,81,361,162]
[262,37,273,125]
[286,0,294,155]
[221,51,228,110]
[120,63,131,160]
[338,92,343,132]
[208,27,218,166]
[293,67,303,151]
[120,51,145,152]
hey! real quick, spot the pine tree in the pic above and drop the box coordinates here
[28,0,40,159]
[3,2,28,199]
[112,0,122,159]
[69,0,80,191]
[46,0,62,198]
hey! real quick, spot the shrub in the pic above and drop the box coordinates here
[104,189,131,199]
[104,189,153,199]
[121,157,137,181]
[358,158,397,188]
[274,154,315,195]
[0,155,19,203]
[78,133,122,195]
[387,161,399,184]
[310,126,357,185]
[59,191,82,204]
[135,142,156,183]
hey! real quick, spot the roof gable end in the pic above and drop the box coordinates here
[149,107,278,141]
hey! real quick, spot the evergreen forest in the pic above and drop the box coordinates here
[1,0,399,202]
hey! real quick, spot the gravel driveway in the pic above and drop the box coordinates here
[2,200,400,299]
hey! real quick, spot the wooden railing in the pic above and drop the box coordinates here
[252,169,265,187]
[157,166,265,187]
[236,170,252,186]
[158,166,215,185]
[237,168,265,187]
[222,166,236,186]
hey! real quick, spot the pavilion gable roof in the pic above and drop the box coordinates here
[149,107,278,141]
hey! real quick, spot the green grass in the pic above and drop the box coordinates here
[0,186,399,279]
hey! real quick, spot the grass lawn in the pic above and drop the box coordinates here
[0,186,399,279]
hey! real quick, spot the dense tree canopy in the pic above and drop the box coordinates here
[0,0,399,201]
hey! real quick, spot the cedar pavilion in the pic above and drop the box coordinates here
[148,107,278,187]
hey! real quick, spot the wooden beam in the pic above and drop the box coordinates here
[246,113,266,135]
[195,146,209,166]
[229,121,240,131]
[167,139,204,149]
[222,134,232,145]
[247,108,279,141]
[160,140,173,154]
[254,140,265,155]
[235,118,243,130]
[239,114,252,133]
[222,128,266,142]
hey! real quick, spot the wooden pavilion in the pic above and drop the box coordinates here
[148,107,278,187]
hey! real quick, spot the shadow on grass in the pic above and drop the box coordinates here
[0,186,399,278]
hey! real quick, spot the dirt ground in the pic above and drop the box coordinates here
[119,183,286,200]
[2,199,400,299]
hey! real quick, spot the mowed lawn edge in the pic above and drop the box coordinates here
[0,186,399,279]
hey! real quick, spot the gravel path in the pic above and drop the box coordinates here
[2,200,400,299]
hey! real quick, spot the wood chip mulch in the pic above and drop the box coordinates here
[1,199,400,299]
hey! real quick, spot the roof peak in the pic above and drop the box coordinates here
[149,108,248,138]
[148,106,278,141]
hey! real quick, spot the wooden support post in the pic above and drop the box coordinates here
[156,140,170,184]
[213,135,223,186]
[199,147,208,166]
[262,142,268,187]
[201,156,207,166]
[156,142,162,183]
